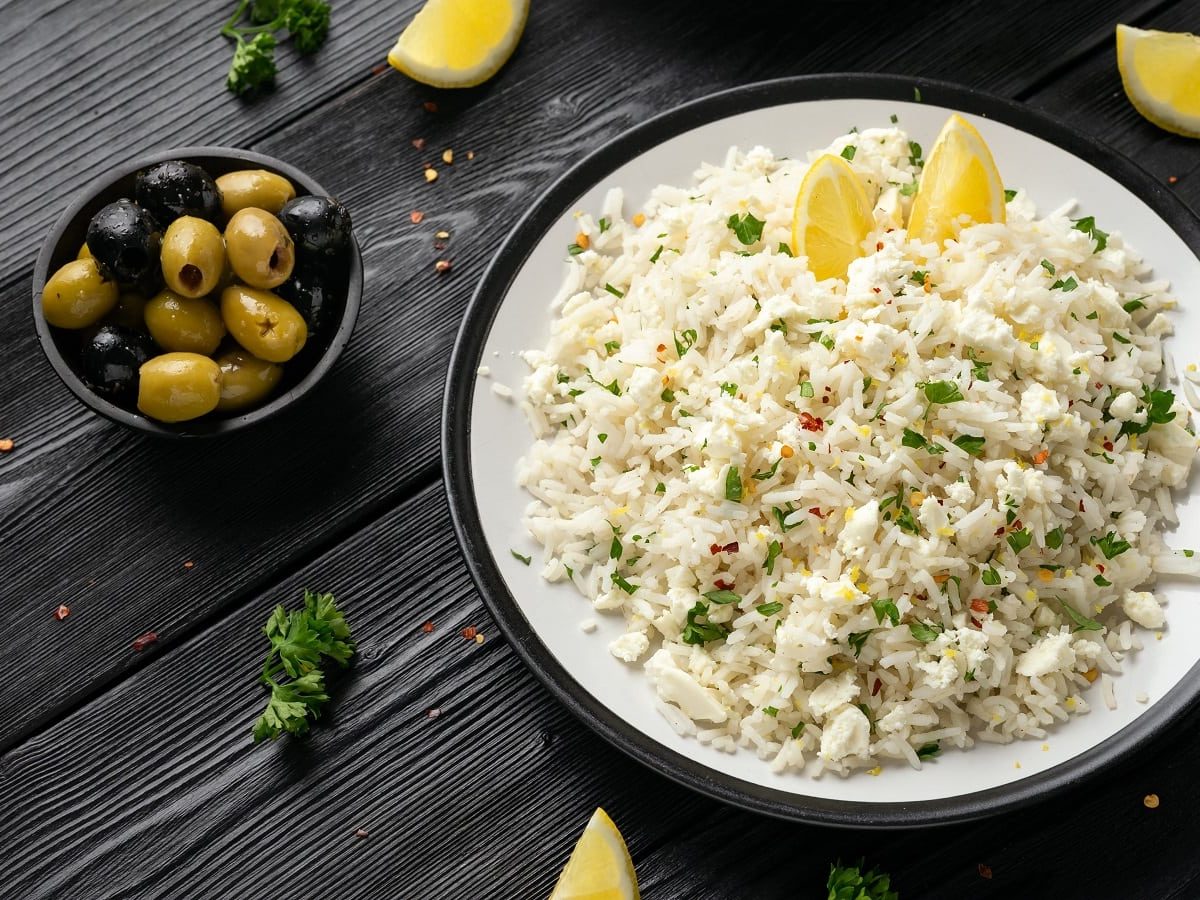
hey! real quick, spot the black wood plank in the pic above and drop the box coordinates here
[4,481,1200,900]
[0,0,1173,753]
[0,0,423,277]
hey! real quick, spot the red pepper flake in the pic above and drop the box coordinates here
[462,626,477,641]
[426,707,441,719]
[132,631,158,652]
[1103,440,1114,452]
[0,438,13,452]
[370,61,388,75]
[410,210,425,224]
[871,287,881,294]
[722,541,739,554]
[1032,449,1049,465]
[875,241,884,251]
[1167,175,1178,185]
[799,411,824,432]
[978,863,993,880]
[808,506,825,519]
[1095,382,1103,389]
[656,343,666,353]
[871,678,882,696]
[1097,564,1105,574]
[970,617,982,629]
[422,621,435,634]
[422,100,438,113]
[412,138,426,150]
[53,604,70,621]
[709,543,722,555]
[354,828,370,838]
[435,259,452,273]
[970,599,990,614]
[183,560,194,570]
[1011,520,1023,531]
[714,578,733,590]
[1079,499,1086,512]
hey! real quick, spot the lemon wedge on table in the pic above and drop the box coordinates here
[1116,25,1200,138]
[549,808,640,900]
[790,153,873,281]
[388,0,530,88]
[907,113,1006,247]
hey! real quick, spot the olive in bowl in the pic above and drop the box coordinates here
[32,146,362,438]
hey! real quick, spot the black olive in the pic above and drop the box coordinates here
[275,257,340,333]
[278,196,353,259]
[134,160,221,225]
[86,200,163,294]
[81,325,155,400]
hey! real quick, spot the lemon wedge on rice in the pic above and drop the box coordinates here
[1116,25,1200,138]
[388,0,530,88]
[790,153,873,281]
[907,113,1006,247]
[549,808,640,900]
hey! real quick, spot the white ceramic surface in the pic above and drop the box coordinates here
[465,96,1200,806]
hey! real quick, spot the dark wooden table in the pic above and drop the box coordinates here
[2,1,1199,897]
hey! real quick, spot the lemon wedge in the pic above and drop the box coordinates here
[790,153,873,281]
[907,114,1005,246]
[387,0,530,88]
[1116,25,1200,138]
[549,808,640,900]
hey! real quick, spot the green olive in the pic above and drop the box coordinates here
[160,216,225,298]
[224,208,295,289]
[41,258,119,329]
[110,292,147,330]
[137,352,222,422]
[145,290,226,354]
[215,170,296,217]
[216,349,283,411]
[77,242,92,260]
[220,285,307,362]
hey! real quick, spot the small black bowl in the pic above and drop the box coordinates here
[32,146,363,438]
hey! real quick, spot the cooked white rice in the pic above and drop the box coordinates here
[516,125,1200,775]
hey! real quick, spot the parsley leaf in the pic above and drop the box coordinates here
[799,381,815,398]
[772,504,800,532]
[778,242,794,256]
[952,434,985,456]
[1119,388,1176,437]
[1007,528,1033,554]
[612,573,638,595]
[673,328,698,358]
[871,598,900,627]
[1040,259,1056,275]
[681,601,728,645]
[1050,276,1078,292]
[511,549,532,565]
[223,0,331,96]
[916,742,940,760]
[981,567,1001,586]
[909,621,941,642]
[1072,216,1109,252]
[753,459,781,481]
[923,380,964,404]
[1091,532,1131,559]
[703,589,741,605]
[649,245,663,263]
[847,630,873,658]
[604,283,624,299]
[1046,527,1065,550]
[725,466,743,502]
[841,145,857,160]
[226,32,278,96]
[726,212,765,245]
[757,601,784,616]
[827,861,899,900]
[1059,598,1103,632]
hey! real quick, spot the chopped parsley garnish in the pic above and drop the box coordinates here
[778,242,794,257]
[1040,259,1056,274]
[655,482,666,494]
[1086,310,1099,320]
[592,376,621,396]
[1094,573,1112,587]
[757,601,784,616]
[590,456,601,467]
[964,669,976,682]
[916,742,941,760]
[799,381,815,398]
[1122,295,1149,313]
[703,589,741,605]
[1051,276,1078,292]
[791,722,806,739]
[604,340,620,354]
[981,566,1001,586]
[907,140,923,167]
[841,145,857,160]
[681,601,728,644]
[847,630,873,657]
[673,328,698,358]
[1007,528,1033,554]
[1091,532,1131,559]
[827,860,898,900]
[910,270,928,284]
[890,113,899,123]
[726,212,765,245]
[720,382,738,397]
[772,504,800,532]
[953,434,985,456]
[1059,598,1103,632]
[660,388,675,402]
[771,318,789,334]
[923,380,964,404]
[753,459,782,481]
[1004,188,1018,202]
[567,242,585,255]
[725,466,743,502]
[909,621,941,643]
[598,216,611,233]
[901,428,945,454]
[611,573,637,595]
[763,706,779,717]
[511,550,531,565]
[649,245,663,263]
[871,598,900,627]
[604,283,624,299]
[1119,388,1176,437]
[1046,527,1065,550]
[899,180,919,197]
[609,532,622,559]
[1072,216,1108,252]
[1112,332,1130,344]
[764,539,783,575]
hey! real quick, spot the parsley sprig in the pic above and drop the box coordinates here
[222,0,332,97]
[253,590,355,742]
[827,860,899,900]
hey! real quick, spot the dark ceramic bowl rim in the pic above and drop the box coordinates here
[31,145,363,438]
[443,73,1200,828]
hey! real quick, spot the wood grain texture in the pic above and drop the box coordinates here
[0,0,1177,751]
[6,483,1200,900]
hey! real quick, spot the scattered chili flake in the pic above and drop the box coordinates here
[370,62,388,76]
[435,230,450,240]
[970,599,989,614]
[435,260,452,273]
[422,100,438,113]
[780,445,794,458]
[632,213,646,227]
[0,438,13,452]
[710,543,722,555]
[1103,440,1114,452]
[714,578,733,590]
[1011,520,1022,531]
[995,526,1006,536]
[871,678,882,696]
[442,148,454,165]
[1032,449,1049,465]
[462,626,477,640]
[1096,563,1105,574]
[1144,793,1160,809]
[799,411,824,432]
[722,541,739,553]
[655,343,666,353]
[808,506,825,519]
[354,828,370,838]
[412,138,426,150]
[1079,499,1086,512]
[1167,175,1178,185]
[871,286,881,294]
[422,621,435,634]
[426,707,441,719]
[183,560,194,570]
[978,863,993,880]
[53,604,70,621]
[1083,667,1099,683]
[132,631,158,652]
[424,168,438,183]
[410,210,425,224]
[875,241,884,251]
[466,151,475,160]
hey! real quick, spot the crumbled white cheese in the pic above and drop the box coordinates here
[1108,390,1140,420]
[819,704,871,761]
[1015,630,1076,677]
[645,650,727,723]
[915,655,959,690]
[1122,590,1164,629]
[839,499,879,558]
[1020,383,1064,427]
[609,631,648,662]
[808,671,860,717]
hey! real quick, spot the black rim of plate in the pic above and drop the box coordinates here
[442,73,1200,828]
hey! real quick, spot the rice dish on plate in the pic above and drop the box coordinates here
[514,125,1200,775]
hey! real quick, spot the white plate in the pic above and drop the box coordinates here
[444,75,1200,826]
